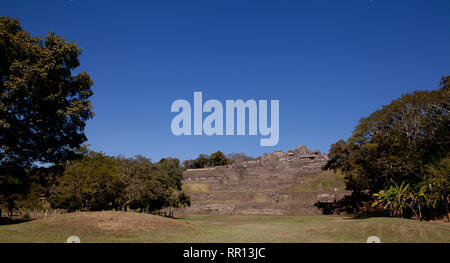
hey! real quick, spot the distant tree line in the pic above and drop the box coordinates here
[48,150,190,216]
[324,76,449,221]
[182,151,230,169]
[182,151,256,169]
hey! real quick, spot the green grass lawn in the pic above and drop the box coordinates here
[0,211,448,243]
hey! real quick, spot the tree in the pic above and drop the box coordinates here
[183,151,233,169]
[0,162,28,216]
[116,156,189,214]
[182,159,194,169]
[194,154,209,168]
[117,155,161,212]
[50,151,122,211]
[209,151,228,166]
[324,76,449,219]
[155,158,185,213]
[164,191,190,218]
[421,157,450,220]
[0,17,94,211]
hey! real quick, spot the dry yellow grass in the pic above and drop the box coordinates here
[39,211,188,233]
[182,183,211,193]
[0,211,196,242]
[1,212,449,243]
[252,192,268,203]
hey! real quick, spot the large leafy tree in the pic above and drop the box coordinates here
[153,157,187,215]
[0,17,93,211]
[324,76,449,219]
[50,151,123,211]
[117,155,160,212]
[119,156,188,215]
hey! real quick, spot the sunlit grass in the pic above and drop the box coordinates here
[282,170,346,192]
[0,212,448,243]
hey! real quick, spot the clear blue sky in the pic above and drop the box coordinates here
[3,0,450,161]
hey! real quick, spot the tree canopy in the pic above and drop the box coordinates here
[0,17,93,166]
[50,151,122,211]
[324,76,449,220]
[0,17,93,211]
[182,151,233,169]
[50,152,190,215]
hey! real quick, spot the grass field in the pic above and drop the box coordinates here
[282,170,347,192]
[0,211,449,243]
[182,183,211,193]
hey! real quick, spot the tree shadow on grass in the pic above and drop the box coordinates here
[314,194,390,219]
[0,217,33,226]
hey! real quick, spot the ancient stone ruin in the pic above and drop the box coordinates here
[178,145,348,215]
